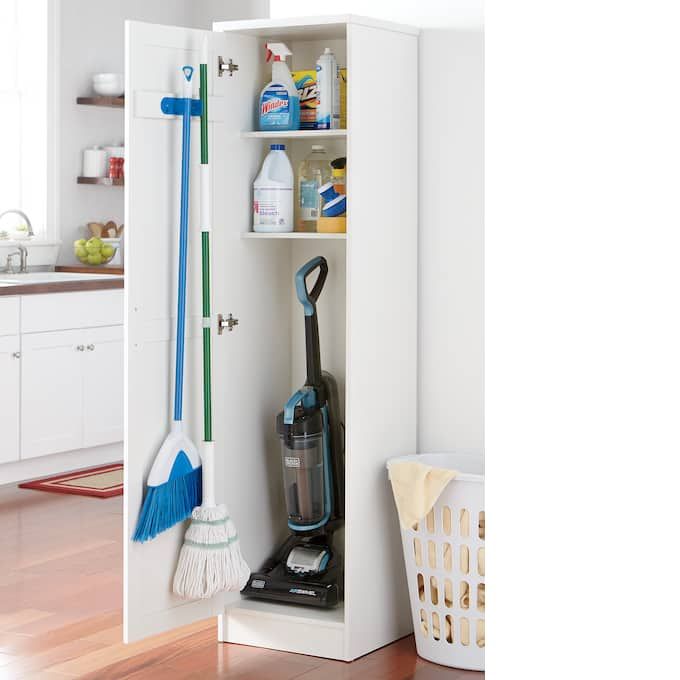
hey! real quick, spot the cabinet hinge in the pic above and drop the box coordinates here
[218,56,238,77]
[217,313,239,334]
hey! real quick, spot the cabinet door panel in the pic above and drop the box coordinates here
[21,329,83,459]
[124,20,262,644]
[83,326,123,448]
[0,336,21,464]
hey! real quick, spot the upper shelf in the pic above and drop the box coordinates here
[76,96,124,108]
[241,130,347,140]
[213,14,419,40]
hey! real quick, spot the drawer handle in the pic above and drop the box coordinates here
[86,344,95,351]
[12,351,20,359]
[76,345,85,352]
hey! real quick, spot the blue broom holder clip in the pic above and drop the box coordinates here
[161,66,202,117]
[160,96,203,117]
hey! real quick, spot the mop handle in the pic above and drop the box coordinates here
[173,66,194,422]
[199,58,213,441]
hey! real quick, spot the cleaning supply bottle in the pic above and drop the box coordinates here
[316,48,340,130]
[253,144,294,233]
[259,43,300,131]
[330,156,346,195]
[297,145,331,232]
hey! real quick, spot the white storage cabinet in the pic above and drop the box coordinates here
[124,15,418,660]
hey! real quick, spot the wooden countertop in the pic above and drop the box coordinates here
[55,266,124,275]
[0,276,123,297]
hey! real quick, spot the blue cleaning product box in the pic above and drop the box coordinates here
[292,70,318,130]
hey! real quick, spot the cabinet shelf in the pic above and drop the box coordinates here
[77,177,124,186]
[76,96,124,108]
[241,129,347,140]
[241,232,346,240]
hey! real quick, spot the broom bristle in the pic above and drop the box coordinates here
[133,466,202,543]
[173,504,251,599]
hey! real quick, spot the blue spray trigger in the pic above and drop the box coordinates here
[182,65,194,81]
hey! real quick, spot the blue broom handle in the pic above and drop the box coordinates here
[174,68,193,422]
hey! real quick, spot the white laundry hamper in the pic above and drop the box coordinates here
[387,452,485,671]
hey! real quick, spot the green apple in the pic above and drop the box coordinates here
[87,253,103,265]
[85,237,103,254]
[101,244,115,259]
[75,246,88,259]
[74,239,87,248]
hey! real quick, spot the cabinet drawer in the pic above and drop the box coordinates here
[0,297,20,336]
[21,290,123,333]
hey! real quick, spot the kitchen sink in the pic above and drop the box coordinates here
[0,272,122,285]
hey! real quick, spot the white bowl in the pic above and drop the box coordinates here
[92,73,124,97]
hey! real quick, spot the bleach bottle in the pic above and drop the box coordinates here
[253,144,294,233]
[259,43,300,131]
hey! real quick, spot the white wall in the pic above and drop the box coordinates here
[56,0,269,265]
[271,0,485,453]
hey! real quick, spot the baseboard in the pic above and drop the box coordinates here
[0,442,123,486]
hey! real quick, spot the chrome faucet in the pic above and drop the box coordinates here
[0,209,34,237]
[5,245,28,273]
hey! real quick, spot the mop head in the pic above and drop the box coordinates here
[172,504,251,599]
[133,426,202,543]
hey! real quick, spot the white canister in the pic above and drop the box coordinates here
[82,146,108,177]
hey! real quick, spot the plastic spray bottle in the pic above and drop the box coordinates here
[259,43,300,131]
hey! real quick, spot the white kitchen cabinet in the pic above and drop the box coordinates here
[83,325,124,448]
[0,335,21,464]
[21,290,123,333]
[21,325,123,459]
[21,329,84,459]
[0,298,20,336]
[124,15,417,660]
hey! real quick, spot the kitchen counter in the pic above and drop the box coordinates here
[0,272,123,296]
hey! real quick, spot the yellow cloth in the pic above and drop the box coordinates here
[388,461,457,530]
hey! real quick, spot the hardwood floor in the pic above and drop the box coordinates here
[0,484,482,679]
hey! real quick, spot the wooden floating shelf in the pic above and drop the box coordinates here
[77,177,124,186]
[240,129,347,139]
[242,232,346,240]
[76,96,124,108]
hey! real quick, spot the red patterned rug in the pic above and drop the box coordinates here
[19,463,123,498]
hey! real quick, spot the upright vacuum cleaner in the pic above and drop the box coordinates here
[243,256,345,607]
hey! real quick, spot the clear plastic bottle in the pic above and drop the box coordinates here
[296,145,331,232]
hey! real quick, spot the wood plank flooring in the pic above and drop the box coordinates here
[0,484,482,679]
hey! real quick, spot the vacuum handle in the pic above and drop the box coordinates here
[295,256,328,317]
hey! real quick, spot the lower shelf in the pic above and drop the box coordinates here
[77,176,124,186]
[220,598,346,660]
[241,232,346,240]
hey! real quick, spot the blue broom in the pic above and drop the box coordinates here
[133,66,202,542]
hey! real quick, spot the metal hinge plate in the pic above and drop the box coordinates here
[217,313,239,334]
[218,56,239,77]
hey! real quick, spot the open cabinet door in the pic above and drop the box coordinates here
[123,20,290,643]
